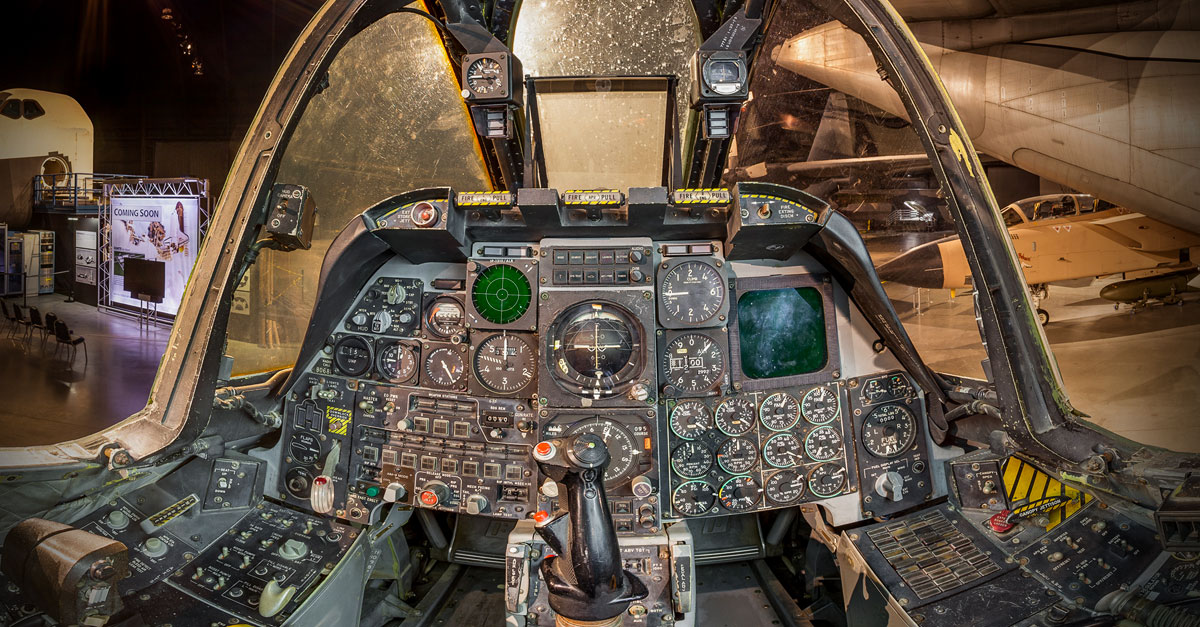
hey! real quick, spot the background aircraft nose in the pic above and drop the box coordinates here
[876,243,944,289]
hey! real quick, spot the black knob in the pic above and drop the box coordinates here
[628,249,644,263]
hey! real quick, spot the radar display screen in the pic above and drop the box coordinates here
[736,287,827,379]
[472,264,532,324]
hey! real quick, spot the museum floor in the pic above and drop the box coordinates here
[1,283,1198,452]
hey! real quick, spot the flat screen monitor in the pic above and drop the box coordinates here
[123,258,165,303]
[736,287,828,379]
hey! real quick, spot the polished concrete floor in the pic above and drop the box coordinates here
[0,295,169,448]
[1,271,1197,454]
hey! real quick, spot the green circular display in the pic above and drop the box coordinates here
[472,264,532,324]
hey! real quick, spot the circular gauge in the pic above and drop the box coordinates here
[284,467,314,499]
[672,481,717,517]
[424,346,466,389]
[808,463,847,498]
[466,57,503,95]
[426,296,465,339]
[762,433,804,468]
[663,333,725,393]
[717,437,758,474]
[472,264,531,324]
[289,432,322,465]
[659,260,725,326]
[547,302,643,397]
[887,373,912,398]
[376,341,417,383]
[861,378,888,403]
[718,476,762,512]
[703,57,745,95]
[563,417,639,487]
[714,397,755,436]
[804,426,843,462]
[671,441,714,478]
[332,335,372,377]
[862,404,918,458]
[759,392,800,431]
[669,401,712,440]
[473,333,535,393]
[801,386,839,424]
[765,470,806,504]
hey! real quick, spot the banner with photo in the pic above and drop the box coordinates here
[108,196,199,316]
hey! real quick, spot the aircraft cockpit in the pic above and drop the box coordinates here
[1,2,1198,627]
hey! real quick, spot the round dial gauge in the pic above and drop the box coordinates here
[671,441,714,478]
[659,261,725,326]
[424,346,466,389]
[669,401,712,440]
[762,433,804,468]
[759,392,800,431]
[765,470,806,504]
[703,58,745,95]
[801,386,839,424]
[473,333,534,393]
[718,476,762,512]
[376,341,417,383]
[804,426,843,462]
[714,397,755,436]
[663,333,725,392]
[426,296,465,339]
[289,432,322,465]
[861,378,888,403]
[472,264,531,325]
[717,437,758,474]
[862,404,918,458]
[563,417,638,487]
[673,481,717,517]
[466,57,503,95]
[808,463,847,498]
[333,335,372,377]
[887,373,912,398]
[548,302,642,397]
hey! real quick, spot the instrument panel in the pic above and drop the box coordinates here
[274,188,935,536]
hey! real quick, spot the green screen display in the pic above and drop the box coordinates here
[737,287,828,379]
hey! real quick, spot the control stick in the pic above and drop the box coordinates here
[532,434,648,626]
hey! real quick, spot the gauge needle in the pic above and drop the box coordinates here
[441,361,454,378]
[662,291,690,296]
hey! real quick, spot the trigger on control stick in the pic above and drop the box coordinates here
[532,434,648,625]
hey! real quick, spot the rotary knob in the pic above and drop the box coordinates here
[419,481,451,507]
[351,312,368,326]
[874,471,905,502]
[465,494,490,515]
[105,510,130,530]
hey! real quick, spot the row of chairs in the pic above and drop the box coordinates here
[0,299,88,365]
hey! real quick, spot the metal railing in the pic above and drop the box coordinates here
[33,172,145,213]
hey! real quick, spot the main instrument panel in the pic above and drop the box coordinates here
[273,185,937,537]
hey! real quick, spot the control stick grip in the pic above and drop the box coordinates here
[533,435,647,623]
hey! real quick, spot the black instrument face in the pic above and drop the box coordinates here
[714,397,755,436]
[289,432,322,465]
[333,335,372,377]
[548,302,643,397]
[662,332,725,393]
[804,425,843,462]
[670,441,714,478]
[376,341,417,383]
[801,386,839,424]
[765,470,806,504]
[762,433,803,468]
[718,475,762,512]
[759,392,801,431]
[862,404,917,458]
[669,400,712,440]
[426,296,465,339]
[424,346,466,389]
[808,462,847,498]
[466,57,503,95]
[563,416,638,487]
[473,333,534,394]
[717,437,758,474]
[659,260,725,326]
[672,480,717,516]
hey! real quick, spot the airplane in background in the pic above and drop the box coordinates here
[876,194,1200,323]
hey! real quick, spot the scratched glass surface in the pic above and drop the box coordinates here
[737,287,828,379]
[512,0,700,168]
[225,12,490,375]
